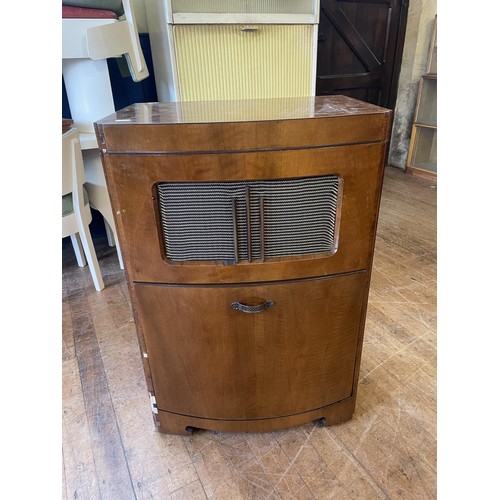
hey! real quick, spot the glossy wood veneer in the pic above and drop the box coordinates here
[102,143,386,285]
[95,95,392,434]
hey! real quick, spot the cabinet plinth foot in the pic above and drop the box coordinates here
[155,397,356,435]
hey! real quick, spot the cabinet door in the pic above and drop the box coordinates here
[173,24,316,100]
[102,143,387,284]
[134,272,367,420]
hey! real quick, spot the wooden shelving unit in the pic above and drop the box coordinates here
[406,16,437,180]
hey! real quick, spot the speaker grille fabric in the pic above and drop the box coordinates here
[158,176,340,264]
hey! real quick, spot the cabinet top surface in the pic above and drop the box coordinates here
[95,95,390,127]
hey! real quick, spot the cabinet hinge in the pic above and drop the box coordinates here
[149,393,158,414]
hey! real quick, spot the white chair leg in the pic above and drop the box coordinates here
[101,215,124,269]
[82,149,123,269]
[99,214,125,270]
[104,219,116,247]
[115,235,125,270]
[77,224,105,291]
[70,233,86,267]
[101,213,124,270]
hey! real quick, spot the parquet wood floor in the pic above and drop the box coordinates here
[62,167,437,499]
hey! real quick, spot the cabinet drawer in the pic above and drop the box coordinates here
[134,272,367,420]
[173,24,315,101]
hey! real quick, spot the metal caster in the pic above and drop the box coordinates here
[313,417,327,428]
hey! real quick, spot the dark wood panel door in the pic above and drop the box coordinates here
[316,0,408,108]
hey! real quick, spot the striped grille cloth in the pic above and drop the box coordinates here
[157,175,340,263]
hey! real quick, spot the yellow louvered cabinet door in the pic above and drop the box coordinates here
[173,24,316,101]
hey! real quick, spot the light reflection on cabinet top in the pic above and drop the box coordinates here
[95,95,390,127]
[95,95,392,154]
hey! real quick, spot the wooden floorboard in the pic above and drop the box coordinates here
[62,166,437,499]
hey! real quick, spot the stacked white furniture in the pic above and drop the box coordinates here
[62,126,104,292]
[62,0,150,270]
[146,0,320,102]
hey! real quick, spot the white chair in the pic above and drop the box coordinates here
[62,127,104,291]
[62,0,149,271]
[62,0,149,133]
[81,148,124,270]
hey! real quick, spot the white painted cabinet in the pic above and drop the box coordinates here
[146,0,320,102]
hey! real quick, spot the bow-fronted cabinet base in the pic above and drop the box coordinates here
[95,95,392,434]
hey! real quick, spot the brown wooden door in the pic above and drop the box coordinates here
[316,0,409,108]
[134,272,367,420]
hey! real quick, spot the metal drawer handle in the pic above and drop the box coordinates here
[231,299,275,314]
[240,26,258,32]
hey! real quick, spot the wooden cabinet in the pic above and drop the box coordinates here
[407,16,437,180]
[145,0,320,102]
[134,273,366,421]
[95,95,392,435]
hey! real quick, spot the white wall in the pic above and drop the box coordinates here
[388,0,437,169]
